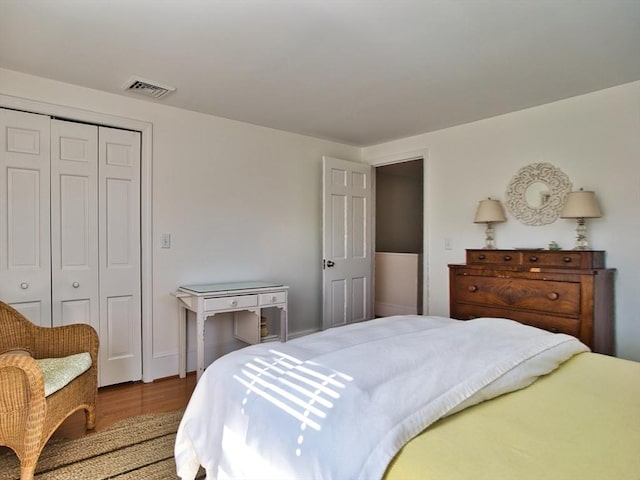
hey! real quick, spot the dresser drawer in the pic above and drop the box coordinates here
[451,304,581,337]
[204,294,258,311]
[259,291,286,305]
[467,250,521,265]
[522,251,587,269]
[453,275,580,316]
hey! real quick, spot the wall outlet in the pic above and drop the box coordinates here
[160,233,171,248]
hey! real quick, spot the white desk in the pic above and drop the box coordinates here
[175,281,288,380]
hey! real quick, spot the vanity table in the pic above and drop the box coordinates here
[175,281,289,380]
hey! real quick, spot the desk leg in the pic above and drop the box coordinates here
[196,311,206,381]
[280,305,288,342]
[178,304,187,378]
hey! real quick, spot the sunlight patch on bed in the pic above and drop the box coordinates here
[233,348,353,458]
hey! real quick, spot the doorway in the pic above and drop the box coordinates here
[374,159,424,316]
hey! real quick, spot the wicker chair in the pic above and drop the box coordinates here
[0,301,99,480]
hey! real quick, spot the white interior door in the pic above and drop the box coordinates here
[99,126,142,386]
[0,108,52,326]
[51,119,99,331]
[322,156,373,329]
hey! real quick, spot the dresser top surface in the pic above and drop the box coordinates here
[465,249,604,253]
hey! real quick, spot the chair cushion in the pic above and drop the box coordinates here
[36,353,92,397]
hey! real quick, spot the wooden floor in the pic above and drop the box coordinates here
[53,373,198,440]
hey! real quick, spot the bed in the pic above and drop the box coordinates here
[175,315,640,480]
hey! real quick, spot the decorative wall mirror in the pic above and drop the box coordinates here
[505,163,572,225]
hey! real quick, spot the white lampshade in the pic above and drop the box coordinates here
[560,190,601,219]
[474,198,506,224]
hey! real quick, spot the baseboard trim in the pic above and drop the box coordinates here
[374,302,418,317]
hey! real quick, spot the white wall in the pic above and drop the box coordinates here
[0,68,361,379]
[364,81,640,362]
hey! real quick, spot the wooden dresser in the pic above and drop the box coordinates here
[449,249,615,355]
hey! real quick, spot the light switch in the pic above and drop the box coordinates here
[161,233,171,249]
[444,237,453,250]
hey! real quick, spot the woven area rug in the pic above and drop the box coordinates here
[0,409,205,479]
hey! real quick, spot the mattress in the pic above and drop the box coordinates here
[385,352,640,480]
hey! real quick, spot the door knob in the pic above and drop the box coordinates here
[326,260,335,267]
[72,281,80,288]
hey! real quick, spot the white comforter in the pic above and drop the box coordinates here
[175,315,588,480]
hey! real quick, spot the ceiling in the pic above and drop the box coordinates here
[1,1,639,147]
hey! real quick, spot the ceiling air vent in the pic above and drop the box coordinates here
[122,76,176,99]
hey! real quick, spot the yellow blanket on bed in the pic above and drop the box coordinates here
[385,352,640,480]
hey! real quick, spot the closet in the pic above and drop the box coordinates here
[0,107,141,386]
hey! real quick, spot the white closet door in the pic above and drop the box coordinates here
[50,120,99,330]
[0,108,52,326]
[98,126,141,385]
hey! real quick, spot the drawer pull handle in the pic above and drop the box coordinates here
[270,296,277,302]
[478,254,486,260]
[230,300,238,307]
[563,257,572,263]
[20,282,29,290]
[467,285,478,292]
[72,281,80,288]
[549,327,560,333]
[547,292,559,301]
[529,256,538,262]
[503,255,512,261]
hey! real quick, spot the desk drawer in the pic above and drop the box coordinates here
[259,291,286,305]
[204,294,258,311]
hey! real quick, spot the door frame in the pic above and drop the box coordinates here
[368,149,429,314]
[0,93,154,382]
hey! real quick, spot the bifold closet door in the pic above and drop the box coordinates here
[0,108,52,326]
[98,126,142,386]
[1,108,142,386]
[52,122,141,385]
[51,119,99,332]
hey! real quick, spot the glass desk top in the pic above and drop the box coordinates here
[179,281,284,294]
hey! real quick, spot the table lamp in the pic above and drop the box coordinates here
[560,188,601,250]
[474,198,506,249]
